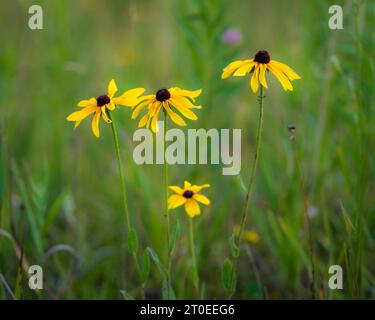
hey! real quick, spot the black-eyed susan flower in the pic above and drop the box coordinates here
[168,181,210,218]
[222,50,301,93]
[131,87,202,133]
[67,79,145,137]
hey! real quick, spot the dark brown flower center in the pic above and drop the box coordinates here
[254,50,270,64]
[183,190,194,198]
[156,88,171,102]
[96,95,110,106]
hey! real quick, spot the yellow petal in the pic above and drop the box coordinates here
[113,88,147,106]
[191,183,210,193]
[74,121,82,128]
[222,60,251,79]
[107,101,115,110]
[270,60,301,80]
[138,113,149,128]
[171,96,201,109]
[169,88,202,99]
[184,181,192,189]
[66,106,97,122]
[169,185,184,195]
[101,107,112,123]
[91,110,101,138]
[121,88,146,98]
[151,104,163,133]
[78,98,97,107]
[131,100,152,119]
[250,64,260,93]
[193,193,210,205]
[169,98,198,120]
[168,194,187,209]
[259,63,268,88]
[268,64,293,91]
[164,102,186,127]
[185,199,200,218]
[107,79,118,98]
[233,61,255,77]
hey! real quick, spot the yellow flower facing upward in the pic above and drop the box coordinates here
[131,87,202,133]
[67,79,145,137]
[222,50,301,93]
[168,181,210,218]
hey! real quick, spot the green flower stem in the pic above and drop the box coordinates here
[108,111,144,299]
[164,110,172,300]
[231,85,264,297]
[236,85,265,249]
[189,217,200,296]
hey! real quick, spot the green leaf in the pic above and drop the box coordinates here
[162,279,176,300]
[146,247,167,278]
[222,258,236,296]
[142,250,151,284]
[229,234,239,258]
[222,258,232,290]
[128,229,138,254]
[120,290,135,300]
[190,266,199,289]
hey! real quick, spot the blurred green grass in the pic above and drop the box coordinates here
[0,0,374,299]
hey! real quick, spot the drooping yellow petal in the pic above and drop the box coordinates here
[171,96,201,109]
[268,63,293,91]
[101,107,112,123]
[168,194,187,209]
[233,61,255,77]
[66,106,97,122]
[78,98,97,107]
[185,199,200,218]
[151,104,163,132]
[91,110,101,138]
[222,60,251,79]
[250,64,260,93]
[169,185,184,195]
[131,100,152,119]
[190,184,210,193]
[138,113,149,128]
[164,102,186,127]
[270,60,301,80]
[193,193,210,205]
[74,121,82,128]
[259,63,268,88]
[169,98,198,120]
[107,79,118,98]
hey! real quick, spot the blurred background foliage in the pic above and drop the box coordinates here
[0,0,374,299]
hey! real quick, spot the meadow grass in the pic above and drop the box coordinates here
[0,0,374,299]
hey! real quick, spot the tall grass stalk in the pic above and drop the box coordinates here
[108,111,143,298]
[289,127,316,299]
